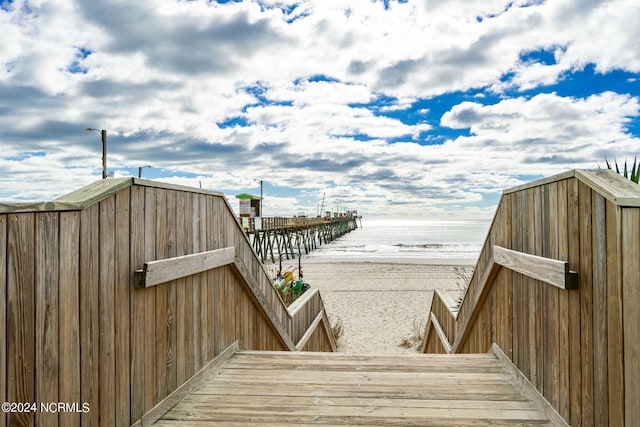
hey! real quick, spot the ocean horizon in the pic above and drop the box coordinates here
[306,217,490,261]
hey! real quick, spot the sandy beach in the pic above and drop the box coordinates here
[297,258,476,354]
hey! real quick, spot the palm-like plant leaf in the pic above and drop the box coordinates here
[604,156,640,184]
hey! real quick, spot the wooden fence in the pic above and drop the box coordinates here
[0,178,335,427]
[422,169,640,426]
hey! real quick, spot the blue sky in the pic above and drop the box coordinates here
[1,0,639,218]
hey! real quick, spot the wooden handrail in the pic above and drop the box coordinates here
[450,247,578,353]
[493,246,578,290]
[429,313,452,354]
[231,256,296,351]
[134,245,333,353]
[134,246,235,288]
[295,312,324,351]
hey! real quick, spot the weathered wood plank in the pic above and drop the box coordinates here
[206,196,217,359]
[578,182,594,425]
[115,188,131,426]
[567,177,582,426]
[622,207,640,427]
[511,190,523,374]
[546,183,560,411]
[34,212,59,427]
[175,191,187,388]
[529,186,540,390]
[156,351,552,426]
[141,341,239,427]
[165,190,178,397]
[58,211,81,427]
[79,205,99,426]
[556,179,571,421]
[592,192,609,426]
[129,185,146,423]
[492,344,569,427]
[155,189,170,400]
[198,195,209,367]
[182,192,195,380]
[7,213,35,427]
[136,246,236,288]
[493,246,577,290]
[99,196,116,426]
[497,195,512,357]
[191,195,203,372]
[606,199,624,427]
[575,169,640,207]
[144,187,158,412]
[0,215,6,427]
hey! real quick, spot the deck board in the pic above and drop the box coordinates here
[154,351,552,426]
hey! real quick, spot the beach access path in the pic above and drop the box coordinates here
[297,258,475,354]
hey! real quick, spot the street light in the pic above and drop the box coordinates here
[85,128,107,179]
[138,165,152,178]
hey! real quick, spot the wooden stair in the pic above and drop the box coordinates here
[154,351,552,426]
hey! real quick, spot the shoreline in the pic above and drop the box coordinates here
[302,256,476,266]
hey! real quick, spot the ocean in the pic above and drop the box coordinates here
[306,218,490,261]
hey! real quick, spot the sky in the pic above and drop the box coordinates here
[1,0,639,218]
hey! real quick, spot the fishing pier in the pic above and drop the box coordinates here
[239,215,360,263]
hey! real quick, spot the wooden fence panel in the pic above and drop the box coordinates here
[422,171,640,426]
[1,179,336,427]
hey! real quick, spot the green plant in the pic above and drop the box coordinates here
[605,157,640,184]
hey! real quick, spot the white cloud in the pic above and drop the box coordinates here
[0,0,639,218]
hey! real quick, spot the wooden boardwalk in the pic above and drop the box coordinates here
[154,351,552,426]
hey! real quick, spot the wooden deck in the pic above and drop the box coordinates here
[154,351,552,426]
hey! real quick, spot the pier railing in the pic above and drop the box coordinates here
[0,178,336,427]
[422,169,640,427]
[240,215,356,232]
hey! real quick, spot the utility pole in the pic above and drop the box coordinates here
[86,128,107,179]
